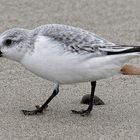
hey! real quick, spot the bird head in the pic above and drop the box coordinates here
[0,28,33,62]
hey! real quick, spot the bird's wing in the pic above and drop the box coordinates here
[34,24,140,55]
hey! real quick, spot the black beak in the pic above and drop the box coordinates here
[0,51,2,57]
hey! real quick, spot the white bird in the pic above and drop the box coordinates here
[0,24,140,116]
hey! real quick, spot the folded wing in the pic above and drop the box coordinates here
[34,24,140,56]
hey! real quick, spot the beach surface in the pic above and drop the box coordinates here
[0,0,140,139]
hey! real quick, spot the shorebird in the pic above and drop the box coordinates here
[0,24,140,116]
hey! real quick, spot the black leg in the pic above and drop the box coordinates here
[22,84,59,115]
[71,81,96,116]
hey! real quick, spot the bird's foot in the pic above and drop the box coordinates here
[22,105,48,115]
[81,94,105,105]
[71,109,91,116]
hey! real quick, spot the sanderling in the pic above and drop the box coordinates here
[0,24,140,116]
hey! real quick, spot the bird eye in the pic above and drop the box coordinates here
[4,39,12,46]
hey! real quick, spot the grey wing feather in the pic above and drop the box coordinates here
[34,24,115,54]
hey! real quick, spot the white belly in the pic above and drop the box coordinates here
[21,51,123,84]
[21,36,138,84]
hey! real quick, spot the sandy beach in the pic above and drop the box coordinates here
[0,0,140,139]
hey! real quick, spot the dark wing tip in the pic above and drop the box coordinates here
[105,45,140,55]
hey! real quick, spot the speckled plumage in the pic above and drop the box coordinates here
[32,24,137,56]
[34,24,115,54]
